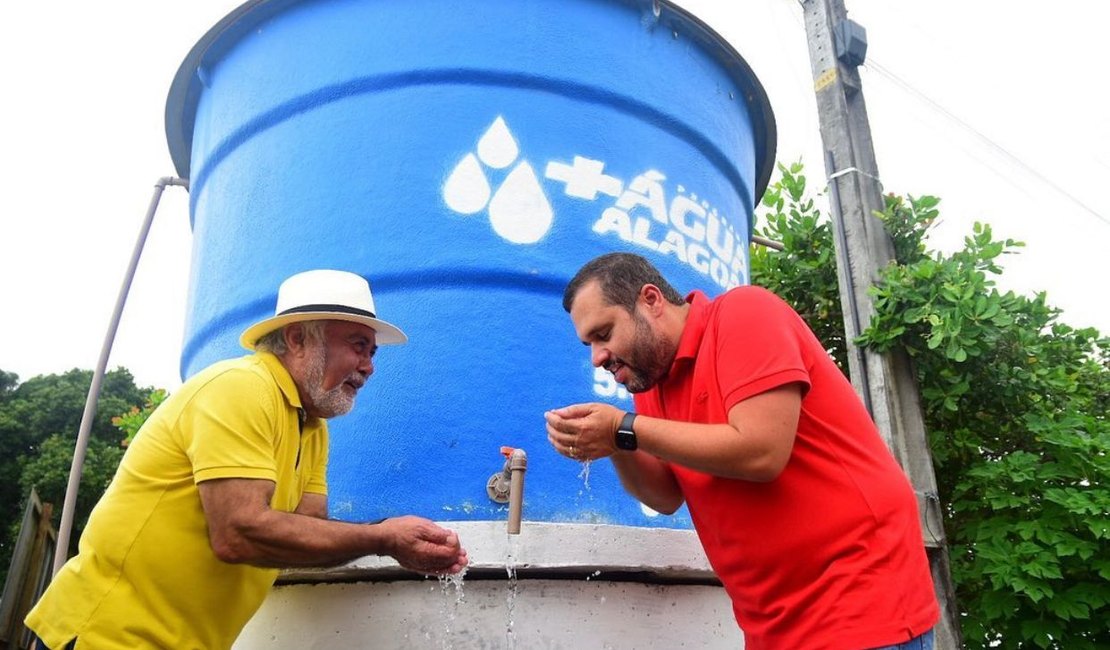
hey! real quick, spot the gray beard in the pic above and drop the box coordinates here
[303,343,355,418]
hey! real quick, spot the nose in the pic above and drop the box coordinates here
[358,356,374,377]
[590,344,610,369]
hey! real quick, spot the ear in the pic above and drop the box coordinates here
[638,284,667,316]
[282,323,308,355]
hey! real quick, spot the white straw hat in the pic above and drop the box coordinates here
[240,269,407,349]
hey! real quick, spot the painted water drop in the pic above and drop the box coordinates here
[444,153,490,214]
[488,161,553,244]
[477,116,519,169]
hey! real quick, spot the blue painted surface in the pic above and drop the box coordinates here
[166,0,775,528]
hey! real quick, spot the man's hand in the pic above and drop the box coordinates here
[545,402,623,461]
[378,516,468,575]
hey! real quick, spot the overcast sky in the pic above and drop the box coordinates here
[2,1,1106,391]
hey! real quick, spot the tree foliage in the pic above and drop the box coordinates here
[113,388,167,446]
[0,368,149,587]
[751,162,1110,649]
[751,161,848,372]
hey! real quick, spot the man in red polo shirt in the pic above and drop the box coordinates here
[545,253,939,650]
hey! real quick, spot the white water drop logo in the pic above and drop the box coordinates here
[476,116,518,169]
[443,153,489,214]
[444,116,554,244]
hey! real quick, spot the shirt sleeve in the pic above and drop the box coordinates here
[715,286,812,412]
[182,368,282,484]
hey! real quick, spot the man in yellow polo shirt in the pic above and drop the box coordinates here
[26,269,468,650]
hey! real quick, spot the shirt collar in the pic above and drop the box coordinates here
[672,290,711,366]
[257,351,304,410]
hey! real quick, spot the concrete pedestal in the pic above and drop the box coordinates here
[234,522,743,649]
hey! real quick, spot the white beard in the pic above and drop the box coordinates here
[303,342,355,418]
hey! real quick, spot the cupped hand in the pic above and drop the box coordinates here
[379,516,468,575]
[544,402,624,462]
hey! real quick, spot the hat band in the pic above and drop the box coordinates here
[278,304,377,319]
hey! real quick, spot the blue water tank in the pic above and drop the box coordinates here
[165,0,775,528]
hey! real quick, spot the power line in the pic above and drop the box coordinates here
[779,0,1109,228]
[863,60,1109,227]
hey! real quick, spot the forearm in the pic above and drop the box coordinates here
[215,509,390,568]
[609,450,684,514]
[633,416,787,482]
[200,478,465,574]
[547,390,797,501]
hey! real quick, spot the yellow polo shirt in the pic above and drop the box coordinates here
[26,352,328,650]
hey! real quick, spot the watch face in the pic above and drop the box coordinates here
[616,429,637,451]
[616,412,638,450]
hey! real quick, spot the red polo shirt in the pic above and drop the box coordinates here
[634,287,938,650]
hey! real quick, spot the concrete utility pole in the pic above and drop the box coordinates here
[800,1,963,647]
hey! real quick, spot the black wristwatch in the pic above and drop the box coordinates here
[615,412,638,451]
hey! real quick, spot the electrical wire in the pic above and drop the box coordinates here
[863,59,1110,227]
[779,0,1109,228]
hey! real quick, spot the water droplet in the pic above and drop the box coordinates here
[444,153,490,214]
[477,116,519,169]
[578,459,592,489]
[489,161,553,244]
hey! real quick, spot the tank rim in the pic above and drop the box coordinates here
[164,0,777,202]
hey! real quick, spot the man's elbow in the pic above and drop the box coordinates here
[653,500,683,516]
[641,493,684,516]
[208,528,261,564]
[741,454,790,483]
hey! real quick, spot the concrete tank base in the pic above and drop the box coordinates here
[234,522,743,649]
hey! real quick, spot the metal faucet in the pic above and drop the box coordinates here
[487,447,527,534]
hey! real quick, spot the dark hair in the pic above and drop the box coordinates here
[562,253,685,313]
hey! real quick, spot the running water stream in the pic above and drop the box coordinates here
[436,566,468,649]
[427,457,599,648]
[504,533,521,649]
[577,459,593,491]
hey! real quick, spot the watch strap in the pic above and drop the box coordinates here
[616,412,638,450]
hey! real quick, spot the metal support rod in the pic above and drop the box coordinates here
[751,235,784,251]
[52,176,189,577]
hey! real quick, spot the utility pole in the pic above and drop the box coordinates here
[800,1,962,647]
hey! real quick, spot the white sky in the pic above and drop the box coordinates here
[1,1,1106,391]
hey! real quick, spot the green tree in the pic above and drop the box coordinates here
[0,368,150,586]
[17,434,126,558]
[751,161,848,372]
[751,162,1109,648]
